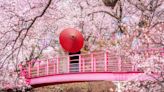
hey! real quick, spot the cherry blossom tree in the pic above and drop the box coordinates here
[0,0,163,91]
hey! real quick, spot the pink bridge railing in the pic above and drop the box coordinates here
[19,48,164,86]
[21,51,139,78]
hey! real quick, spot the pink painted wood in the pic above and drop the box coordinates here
[20,48,164,87]
[56,56,59,74]
[79,55,81,72]
[104,52,108,72]
[37,61,40,76]
[67,56,70,73]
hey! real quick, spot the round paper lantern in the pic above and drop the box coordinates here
[59,28,84,53]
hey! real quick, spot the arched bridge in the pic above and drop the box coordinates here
[19,48,164,87]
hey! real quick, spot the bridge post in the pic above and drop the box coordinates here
[94,58,96,72]
[82,59,85,72]
[104,51,108,72]
[132,64,137,71]
[132,65,135,71]
[67,56,70,73]
[56,56,59,74]
[118,56,121,72]
[91,54,94,72]
[79,55,81,72]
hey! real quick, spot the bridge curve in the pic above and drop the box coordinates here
[29,72,154,87]
[19,49,164,87]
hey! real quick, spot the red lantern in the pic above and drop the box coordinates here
[59,28,84,53]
